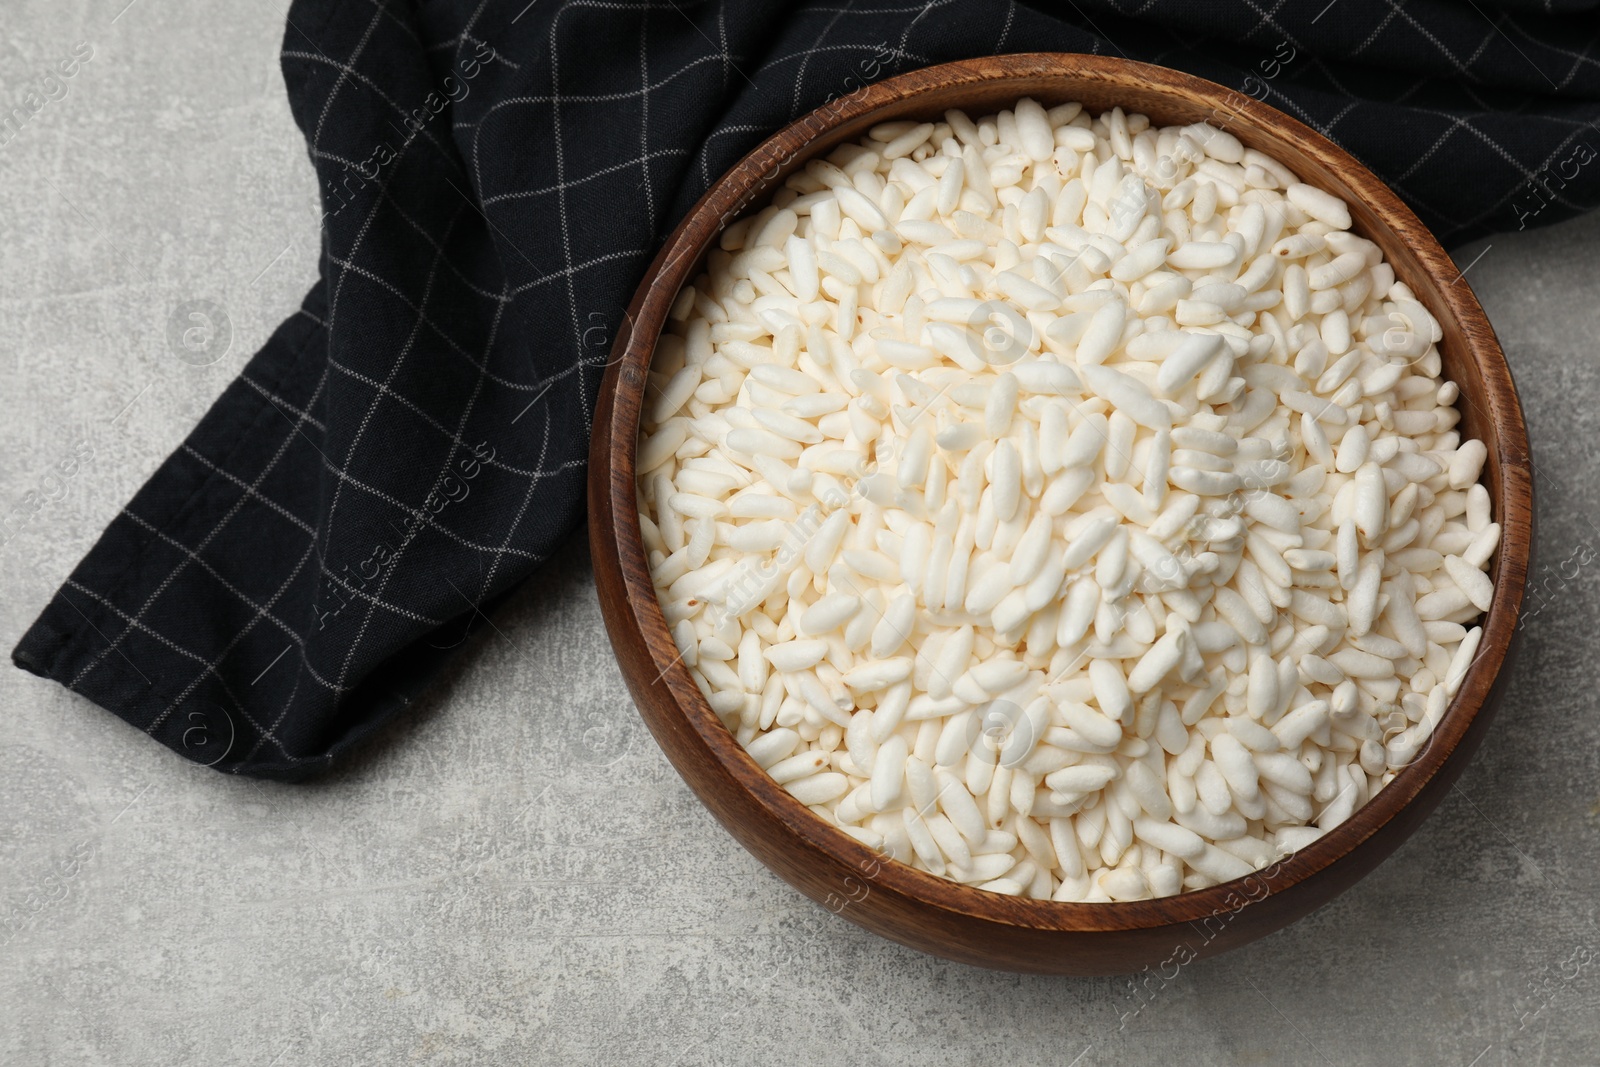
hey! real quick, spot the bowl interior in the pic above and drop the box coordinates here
[603,54,1532,936]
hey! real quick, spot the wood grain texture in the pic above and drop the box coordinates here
[588,54,1533,975]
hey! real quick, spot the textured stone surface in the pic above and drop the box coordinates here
[2,4,1598,1064]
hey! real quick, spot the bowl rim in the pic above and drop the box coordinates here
[593,52,1533,933]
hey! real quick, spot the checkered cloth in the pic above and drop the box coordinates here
[14,0,1599,779]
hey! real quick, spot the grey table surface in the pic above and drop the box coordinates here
[3,4,1598,1066]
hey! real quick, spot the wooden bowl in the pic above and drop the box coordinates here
[588,54,1533,975]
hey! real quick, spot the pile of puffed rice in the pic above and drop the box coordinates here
[635,98,1497,902]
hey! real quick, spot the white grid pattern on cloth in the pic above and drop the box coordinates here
[61,392,321,694]
[319,206,471,686]
[61,580,292,758]
[115,510,348,695]
[12,0,1598,778]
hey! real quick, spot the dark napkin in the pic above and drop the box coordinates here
[14,0,1599,778]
